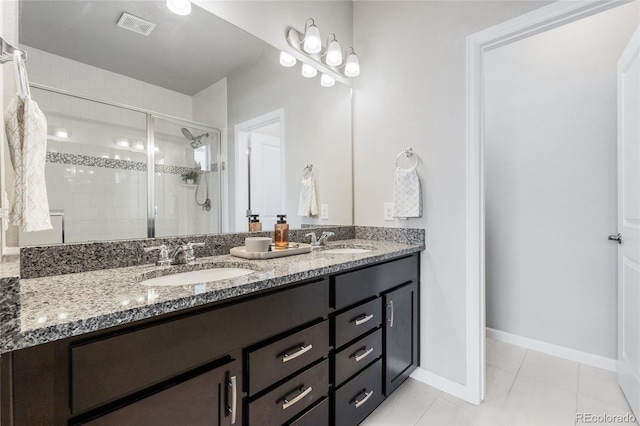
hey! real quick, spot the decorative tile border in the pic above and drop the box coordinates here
[46,152,219,175]
[47,152,146,171]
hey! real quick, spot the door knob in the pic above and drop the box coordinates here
[608,233,623,244]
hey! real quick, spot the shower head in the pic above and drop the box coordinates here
[181,128,209,149]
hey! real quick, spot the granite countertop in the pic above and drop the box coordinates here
[1,239,422,353]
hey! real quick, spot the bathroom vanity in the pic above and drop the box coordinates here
[0,237,421,426]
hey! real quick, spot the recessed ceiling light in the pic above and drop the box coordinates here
[167,0,191,16]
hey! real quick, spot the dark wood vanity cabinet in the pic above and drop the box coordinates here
[0,253,420,426]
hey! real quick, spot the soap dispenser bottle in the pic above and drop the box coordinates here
[249,214,262,232]
[274,215,289,248]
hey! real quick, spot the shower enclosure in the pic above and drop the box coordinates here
[27,84,222,245]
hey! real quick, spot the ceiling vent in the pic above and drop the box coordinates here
[117,12,156,37]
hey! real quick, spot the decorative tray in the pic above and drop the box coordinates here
[229,243,312,259]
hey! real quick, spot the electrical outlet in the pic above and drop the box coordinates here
[384,203,394,221]
[320,204,329,220]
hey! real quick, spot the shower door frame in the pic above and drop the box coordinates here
[30,83,223,239]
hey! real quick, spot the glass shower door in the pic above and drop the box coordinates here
[152,117,221,238]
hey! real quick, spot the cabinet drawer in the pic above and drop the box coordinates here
[332,255,418,310]
[334,358,384,426]
[335,328,382,386]
[82,359,240,426]
[286,397,329,426]
[248,359,328,426]
[71,279,329,414]
[334,298,381,348]
[248,320,329,396]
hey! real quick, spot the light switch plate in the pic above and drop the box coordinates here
[384,203,394,221]
[320,204,329,220]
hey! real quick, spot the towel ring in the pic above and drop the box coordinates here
[303,164,313,179]
[395,148,418,170]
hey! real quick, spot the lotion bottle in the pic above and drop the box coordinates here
[249,215,262,232]
[274,215,289,248]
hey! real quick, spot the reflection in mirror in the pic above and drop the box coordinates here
[10,0,353,246]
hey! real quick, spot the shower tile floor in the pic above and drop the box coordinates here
[361,338,637,426]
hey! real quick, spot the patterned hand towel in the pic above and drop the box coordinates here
[392,167,422,219]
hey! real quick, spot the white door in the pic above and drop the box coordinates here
[617,26,640,419]
[249,125,282,230]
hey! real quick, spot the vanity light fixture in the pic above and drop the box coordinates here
[325,34,343,67]
[303,19,322,54]
[133,141,145,150]
[279,51,296,67]
[344,48,360,77]
[283,18,360,87]
[320,73,335,87]
[166,0,191,16]
[301,63,317,78]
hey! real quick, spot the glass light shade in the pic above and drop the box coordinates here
[279,51,296,67]
[133,142,145,150]
[326,40,343,66]
[303,23,321,54]
[301,63,317,78]
[55,127,68,138]
[166,0,191,16]
[344,52,360,77]
[320,73,335,87]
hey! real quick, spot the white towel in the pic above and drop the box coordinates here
[5,93,52,232]
[297,175,318,217]
[392,167,422,219]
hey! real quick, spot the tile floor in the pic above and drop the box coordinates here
[361,338,638,426]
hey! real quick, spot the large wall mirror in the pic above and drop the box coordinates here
[7,0,353,246]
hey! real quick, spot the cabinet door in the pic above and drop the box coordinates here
[383,282,418,395]
[83,359,242,426]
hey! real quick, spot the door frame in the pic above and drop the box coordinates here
[234,109,285,233]
[465,0,630,405]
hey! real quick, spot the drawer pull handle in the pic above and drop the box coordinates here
[353,347,374,362]
[282,386,313,410]
[353,390,374,408]
[227,375,237,424]
[354,314,374,326]
[282,344,313,363]
[387,300,394,328]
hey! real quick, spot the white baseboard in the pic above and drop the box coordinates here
[411,367,471,402]
[486,328,617,372]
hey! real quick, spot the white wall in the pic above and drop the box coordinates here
[484,3,639,360]
[352,1,549,386]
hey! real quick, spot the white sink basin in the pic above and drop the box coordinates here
[322,248,371,254]
[140,268,254,287]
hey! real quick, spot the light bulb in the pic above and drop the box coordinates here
[320,73,335,87]
[279,51,296,67]
[326,39,343,66]
[301,63,317,78]
[55,127,68,139]
[303,20,321,54]
[167,0,191,16]
[344,51,360,77]
[116,138,130,147]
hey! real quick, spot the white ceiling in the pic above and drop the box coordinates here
[19,1,271,95]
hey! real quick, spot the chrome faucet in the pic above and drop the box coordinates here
[306,231,335,247]
[144,245,171,266]
[145,242,206,266]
